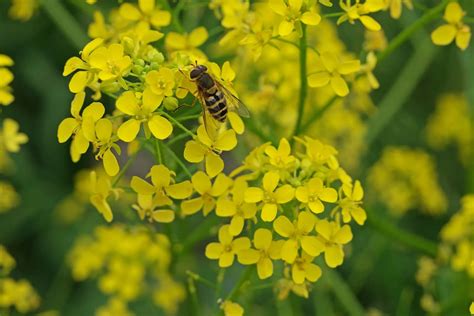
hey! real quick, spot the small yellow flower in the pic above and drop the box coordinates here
[116,90,173,142]
[270,0,321,36]
[308,52,360,97]
[337,0,384,31]
[89,171,121,222]
[264,138,296,169]
[0,67,14,106]
[181,171,232,216]
[0,118,28,153]
[165,26,208,57]
[131,164,193,206]
[57,92,105,162]
[273,211,320,263]
[238,228,284,279]
[291,252,322,284]
[93,119,120,176]
[132,194,175,223]
[216,178,257,236]
[339,180,366,225]
[89,43,132,81]
[145,67,175,100]
[296,177,338,214]
[184,125,237,178]
[313,220,353,267]
[119,0,171,29]
[205,225,251,267]
[360,51,379,90]
[221,300,244,316]
[431,2,471,51]
[244,171,295,222]
[384,0,413,19]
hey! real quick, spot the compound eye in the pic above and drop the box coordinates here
[190,68,200,79]
[199,65,208,72]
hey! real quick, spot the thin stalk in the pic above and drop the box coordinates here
[292,24,308,138]
[300,95,338,133]
[186,270,217,290]
[462,40,474,193]
[377,0,450,63]
[366,209,438,257]
[154,139,162,164]
[187,277,201,316]
[321,267,366,316]
[161,143,193,178]
[40,0,88,50]
[161,111,197,138]
[225,266,254,301]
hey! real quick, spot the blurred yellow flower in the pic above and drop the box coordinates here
[337,0,384,31]
[0,118,28,153]
[431,2,471,50]
[119,0,171,29]
[221,300,244,316]
[270,0,321,36]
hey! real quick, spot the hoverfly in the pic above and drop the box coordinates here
[189,63,250,136]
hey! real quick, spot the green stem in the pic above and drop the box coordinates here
[322,12,344,18]
[365,28,438,147]
[161,143,192,178]
[377,0,449,63]
[321,267,366,316]
[366,209,438,257]
[154,139,162,164]
[161,111,196,138]
[187,277,202,316]
[40,0,89,50]
[112,146,141,186]
[225,266,254,301]
[292,24,308,138]
[300,95,338,133]
[462,40,474,193]
[186,270,217,289]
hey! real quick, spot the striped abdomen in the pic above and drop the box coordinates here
[197,73,228,122]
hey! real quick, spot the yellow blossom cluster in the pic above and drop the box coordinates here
[415,195,474,314]
[431,1,471,51]
[0,245,40,314]
[425,93,472,166]
[196,137,365,298]
[367,147,447,216]
[68,224,185,315]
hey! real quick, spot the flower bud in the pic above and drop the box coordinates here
[163,97,179,111]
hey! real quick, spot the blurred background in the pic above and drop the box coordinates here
[0,0,473,315]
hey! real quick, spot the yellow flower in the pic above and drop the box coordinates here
[291,252,322,284]
[93,119,120,176]
[119,0,171,29]
[145,67,175,100]
[216,178,257,236]
[184,125,237,178]
[313,219,353,267]
[63,38,104,93]
[165,26,208,55]
[308,51,360,97]
[470,301,474,315]
[8,0,38,21]
[300,136,339,169]
[88,43,132,81]
[132,194,175,223]
[264,138,296,169]
[89,171,121,222]
[221,300,244,316]
[57,92,105,162]
[116,90,173,142]
[0,245,16,274]
[337,0,384,31]
[270,0,321,36]
[384,0,412,19]
[237,228,284,279]
[295,177,338,214]
[181,171,232,216]
[205,224,251,267]
[360,51,379,90]
[0,66,14,106]
[131,164,193,206]
[244,171,295,222]
[0,119,28,153]
[431,2,471,50]
[273,211,320,263]
[339,180,366,225]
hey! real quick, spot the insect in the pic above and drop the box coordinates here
[189,64,249,135]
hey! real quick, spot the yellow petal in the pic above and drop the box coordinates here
[181,197,204,215]
[166,181,193,199]
[444,2,464,24]
[330,75,349,97]
[214,129,237,151]
[308,72,330,87]
[205,152,224,178]
[189,26,209,47]
[184,140,206,163]
[191,171,212,194]
[325,244,344,267]
[69,71,88,93]
[301,12,321,25]
[273,215,294,237]
[254,228,272,250]
[261,203,278,222]
[118,119,141,142]
[279,20,294,36]
[456,28,471,50]
[263,171,279,192]
[205,242,223,259]
[257,257,273,279]
[237,249,260,265]
[57,118,79,143]
[274,185,294,204]
[103,149,119,176]
[228,112,245,135]
[431,24,457,46]
[244,187,264,203]
[148,115,173,139]
[116,91,140,115]
[152,210,175,223]
[359,15,381,31]
[131,176,155,195]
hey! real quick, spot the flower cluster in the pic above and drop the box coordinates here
[68,224,185,315]
[415,195,474,314]
[425,93,471,166]
[0,245,40,314]
[431,1,471,51]
[367,146,447,216]
[199,137,365,299]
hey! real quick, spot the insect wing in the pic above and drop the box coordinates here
[214,80,250,118]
